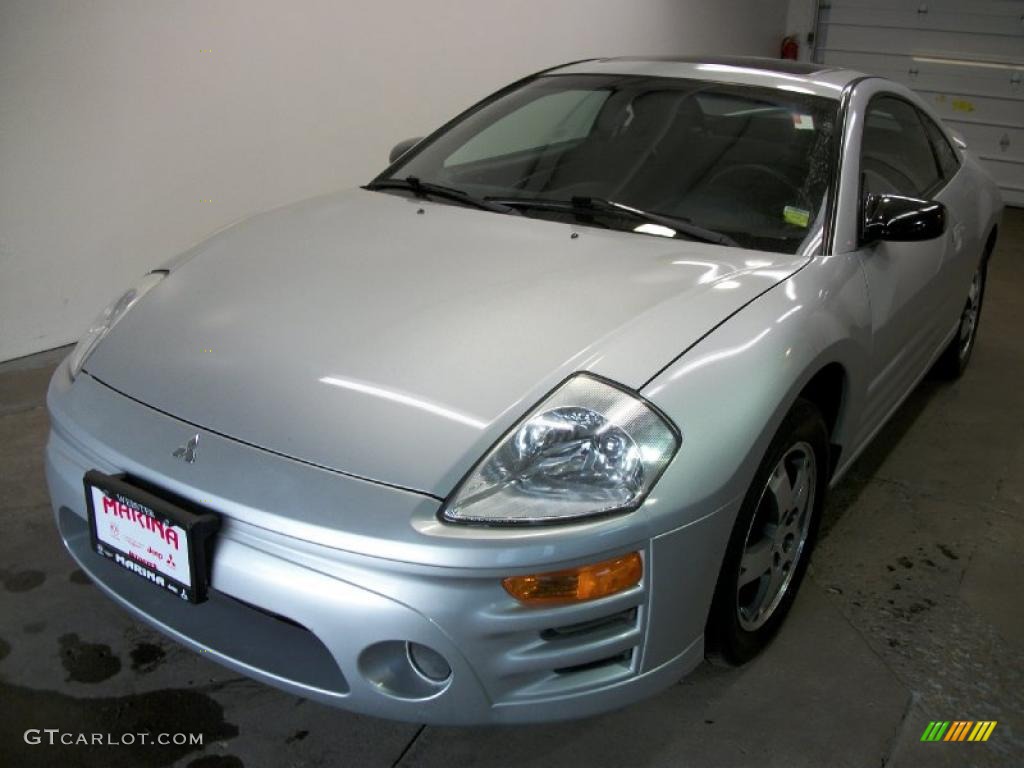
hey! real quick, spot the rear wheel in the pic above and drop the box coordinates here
[706,398,829,664]
[934,262,986,379]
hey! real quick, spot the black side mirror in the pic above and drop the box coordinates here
[861,192,947,244]
[389,137,423,164]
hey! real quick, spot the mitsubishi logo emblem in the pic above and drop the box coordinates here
[173,434,200,464]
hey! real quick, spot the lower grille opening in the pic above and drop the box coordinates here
[540,607,638,641]
[224,593,308,630]
[57,505,349,696]
[554,650,633,676]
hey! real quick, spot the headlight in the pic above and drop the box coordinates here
[68,270,167,378]
[441,374,680,525]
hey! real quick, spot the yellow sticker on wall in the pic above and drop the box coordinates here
[784,205,810,228]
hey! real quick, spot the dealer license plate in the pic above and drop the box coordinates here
[84,470,219,603]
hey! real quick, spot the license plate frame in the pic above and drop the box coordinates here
[84,470,219,603]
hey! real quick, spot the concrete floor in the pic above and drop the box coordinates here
[1,211,1021,768]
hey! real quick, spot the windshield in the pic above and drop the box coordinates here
[377,74,839,253]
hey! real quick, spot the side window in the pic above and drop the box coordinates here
[918,110,961,181]
[860,96,942,197]
[444,90,609,167]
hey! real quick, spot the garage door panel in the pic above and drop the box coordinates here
[977,158,1024,205]
[822,7,1022,37]
[904,64,1023,101]
[825,0,1024,19]
[904,72,1019,102]
[922,92,1024,128]
[822,50,1020,92]
[995,188,1024,206]
[946,122,1024,166]
[822,51,1023,101]
[819,24,1024,61]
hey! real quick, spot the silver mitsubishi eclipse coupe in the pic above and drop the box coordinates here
[46,56,1002,724]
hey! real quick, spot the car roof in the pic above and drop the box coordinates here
[547,56,865,100]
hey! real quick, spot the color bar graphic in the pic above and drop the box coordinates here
[969,722,998,742]
[944,721,971,741]
[921,721,997,742]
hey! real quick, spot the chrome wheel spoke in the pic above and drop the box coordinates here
[791,472,809,514]
[767,464,794,519]
[739,539,773,587]
[764,562,787,607]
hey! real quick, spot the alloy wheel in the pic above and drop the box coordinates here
[736,442,817,631]
[959,268,983,361]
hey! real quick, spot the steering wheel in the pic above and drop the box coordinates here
[704,163,812,213]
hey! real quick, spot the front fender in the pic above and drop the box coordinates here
[640,250,872,532]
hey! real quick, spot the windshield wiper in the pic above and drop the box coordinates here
[366,176,519,215]
[487,195,738,247]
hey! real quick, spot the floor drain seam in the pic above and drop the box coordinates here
[881,690,918,768]
[392,723,426,768]
[0,404,45,418]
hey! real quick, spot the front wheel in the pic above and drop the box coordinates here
[934,262,986,379]
[705,398,829,665]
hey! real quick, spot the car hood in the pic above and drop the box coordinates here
[85,188,808,497]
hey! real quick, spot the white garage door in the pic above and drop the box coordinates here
[814,0,1024,206]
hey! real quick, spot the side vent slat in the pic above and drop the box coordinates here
[554,650,633,676]
[540,607,638,641]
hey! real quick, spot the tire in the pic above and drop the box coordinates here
[933,261,987,380]
[705,398,829,665]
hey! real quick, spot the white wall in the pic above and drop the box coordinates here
[0,0,789,362]
[784,0,819,61]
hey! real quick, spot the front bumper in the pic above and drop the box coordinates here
[45,364,732,724]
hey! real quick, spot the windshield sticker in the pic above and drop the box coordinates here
[784,206,810,228]
[792,113,815,130]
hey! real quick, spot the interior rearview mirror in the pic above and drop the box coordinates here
[861,192,947,245]
[389,137,423,165]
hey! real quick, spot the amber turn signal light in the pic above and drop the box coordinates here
[502,552,643,605]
